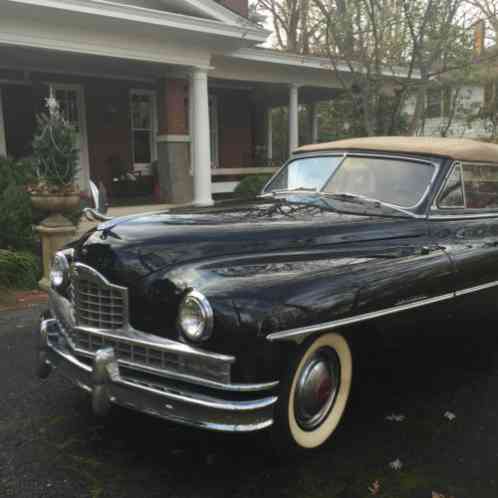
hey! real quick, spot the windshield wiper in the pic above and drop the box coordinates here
[326,192,375,204]
[322,192,414,217]
[261,187,317,196]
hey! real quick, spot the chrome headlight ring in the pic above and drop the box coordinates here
[177,290,214,343]
[49,250,71,290]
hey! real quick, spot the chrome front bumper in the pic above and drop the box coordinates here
[37,311,278,433]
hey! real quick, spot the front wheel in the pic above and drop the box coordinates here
[271,332,353,453]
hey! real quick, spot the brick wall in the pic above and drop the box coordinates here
[158,79,188,135]
[217,0,248,17]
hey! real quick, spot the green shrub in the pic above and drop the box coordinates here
[0,250,40,289]
[0,157,37,251]
[0,184,35,250]
[0,156,36,193]
[234,174,272,198]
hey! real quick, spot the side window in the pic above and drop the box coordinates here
[438,163,464,208]
[462,163,498,209]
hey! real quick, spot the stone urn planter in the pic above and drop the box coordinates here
[29,189,81,291]
[30,192,80,213]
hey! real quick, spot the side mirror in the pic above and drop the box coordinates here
[89,180,109,214]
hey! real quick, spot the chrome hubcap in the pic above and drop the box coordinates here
[294,347,340,431]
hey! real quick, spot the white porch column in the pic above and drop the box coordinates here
[0,88,6,157]
[311,102,319,143]
[289,83,299,155]
[266,107,273,162]
[190,67,213,206]
[188,75,195,177]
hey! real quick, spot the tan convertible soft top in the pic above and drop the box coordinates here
[295,137,498,163]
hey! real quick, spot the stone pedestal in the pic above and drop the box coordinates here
[36,214,76,291]
[157,138,193,204]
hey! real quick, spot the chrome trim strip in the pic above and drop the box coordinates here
[117,358,279,392]
[432,161,465,210]
[455,280,498,297]
[429,212,498,220]
[178,289,214,342]
[117,378,278,412]
[268,278,498,342]
[75,348,278,392]
[76,325,236,364]
[267,293,454,342]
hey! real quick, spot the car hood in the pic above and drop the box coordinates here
[75,197,425,286]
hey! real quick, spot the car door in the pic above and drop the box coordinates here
[429,161,498,327]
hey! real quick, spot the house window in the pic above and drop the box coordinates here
[426,89,442,118]
[484,82,498,108]
[426,88,452,118]
[55,88,80,130]
[130,91,157,175]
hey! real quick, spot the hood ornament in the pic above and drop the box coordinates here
[83,208,113,222]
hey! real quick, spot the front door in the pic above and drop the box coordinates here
[51,84,90,193]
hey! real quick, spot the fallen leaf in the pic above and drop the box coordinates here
[385,414,406,422]
[368,480,381,495]
[389,459,403,470]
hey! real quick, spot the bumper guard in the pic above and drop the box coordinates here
[37,318,277,432]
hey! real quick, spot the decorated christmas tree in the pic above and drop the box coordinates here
[29,91,79,194]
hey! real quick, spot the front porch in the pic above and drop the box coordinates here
[0,43,342,206]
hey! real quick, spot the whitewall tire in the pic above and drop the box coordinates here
[272,332,353,452]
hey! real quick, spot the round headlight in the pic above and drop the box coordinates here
[177,290,213,342]
[50,251,69,289]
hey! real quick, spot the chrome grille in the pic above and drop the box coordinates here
[62,263,232,384]
[72,263,128,330]
[69,329,231,384]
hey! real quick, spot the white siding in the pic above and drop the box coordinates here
[404,85,490,139]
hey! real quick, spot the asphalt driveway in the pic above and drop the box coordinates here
[1,305,498,498]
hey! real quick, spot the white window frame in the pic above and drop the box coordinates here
[130,89,158,176]
[49,82,90,193]
[0,87,6,156]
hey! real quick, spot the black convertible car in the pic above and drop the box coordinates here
[37,137,498,452]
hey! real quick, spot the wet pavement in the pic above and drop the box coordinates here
[1,305,498,498]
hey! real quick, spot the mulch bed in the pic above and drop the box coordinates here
[0,289,48,312]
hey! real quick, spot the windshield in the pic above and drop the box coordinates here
[323,156,435,208]
[264,156,343,193]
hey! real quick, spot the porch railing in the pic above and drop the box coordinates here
[211,162,282,195]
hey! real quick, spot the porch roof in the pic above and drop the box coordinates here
[5,0,269,45]
[228,48,422,80]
